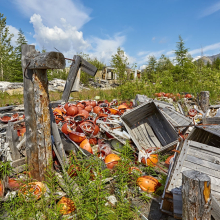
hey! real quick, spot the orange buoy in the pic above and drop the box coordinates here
[141,154,158,167]
[137,176,161,193]
[18,182,46,200]
[58,197,75,215]
[80,139,93,154]
[105,154,121,169]
[164,155,174,168]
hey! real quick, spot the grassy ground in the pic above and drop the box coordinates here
[0,80,219,107]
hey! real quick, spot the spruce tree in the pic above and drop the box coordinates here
[174,35,189,66]
[12,29,27,81]
[0,13,15,81]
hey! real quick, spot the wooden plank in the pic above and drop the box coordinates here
[122,122,142,151]
[6,121,20,160]
[11,157,26,168]
[131,127,148,149]
[187,147,220,164]
[154,113,171,143]
[143,120,161,148]
[147,115,167,146]
[62,55,81,103]
[183,160,220,179]
[185,154,220,171]
[212,195,220,220]
[188,140,220,155]
[156,140,178,153]
[167,140,189,192]
[137,124,153,148]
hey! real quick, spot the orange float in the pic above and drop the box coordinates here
[7,177,21,190]
[17,127,26,136]
[58,197,75,215]
[93,106,102,114]
[109,108,119,115]
[18,182,46,200]
[165,155,174,168]
[85,105,92,113]
[137,176,161,193]
[185,94,192,99]
[66,105,78,116]
[69,131,86,143]
[141,154,158,167]
[79,139,93,154]
[76,102,85,109]
[105,154,121,169]
[78,109,89,119]
[90,101,97,107]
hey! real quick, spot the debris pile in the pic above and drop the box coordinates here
[2,91,219,219]
[0,46,219,219]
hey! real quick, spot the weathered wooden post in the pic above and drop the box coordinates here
[182,170,211,220]
[199,91,210,113]
[21,45,65,181]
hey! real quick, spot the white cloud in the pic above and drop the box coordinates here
[152,37,156,41]
[7,25,19,46]
[88,34,126,64]
[200,1,220,18]
[166,50,175,56]
[140,65,147,70]
[189,42,220,55]
[30,14,89,55]
[13,0,91,29]
[137,51,150,56]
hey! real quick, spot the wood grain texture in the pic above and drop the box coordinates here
[182,170,211,220]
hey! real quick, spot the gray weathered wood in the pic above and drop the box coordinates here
[62,55,81,103]
[199,91,210,113]
[22,45,64,181]
[80,58,97,76]
[71,67,81,92]
[26,51,65,69]
[172,187,182,219]
[182,170,211,220]
[49,105,68,164]
[212,194,220,220]
[6,121,20,160]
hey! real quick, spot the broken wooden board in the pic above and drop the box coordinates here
[122,101,178,152]
[160,107,192,132]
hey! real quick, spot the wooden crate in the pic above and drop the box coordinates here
[121,101,178,152]
[161,125,220,219]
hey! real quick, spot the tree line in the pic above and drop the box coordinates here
[0,13,27,82]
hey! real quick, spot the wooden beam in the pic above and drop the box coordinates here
[26,52,65,69]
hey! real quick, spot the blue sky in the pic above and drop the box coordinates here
[1,0,220,69]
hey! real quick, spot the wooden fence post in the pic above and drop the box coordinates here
[21,45,65,181]
[199,91,210,113]
[182,170,211,220]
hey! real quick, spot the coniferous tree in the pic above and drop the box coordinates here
[174,35,189,66]
[11,28,28,82]
[0,13,15,81]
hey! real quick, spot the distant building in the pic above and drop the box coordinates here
[101,66,141,80]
